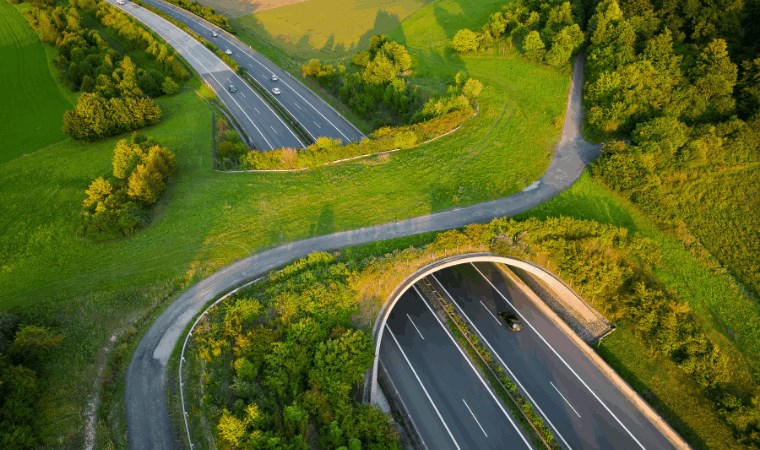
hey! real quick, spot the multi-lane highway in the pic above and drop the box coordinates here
[109,0,304,150]
[139,0,365,144]
[381,287,532,449]
[426,262,676,449]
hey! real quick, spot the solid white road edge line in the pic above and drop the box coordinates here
[121,2,288,150]
[407,314,425,340]
[550,381,581,419]
[429,272,574,450]
[470,262,648,450]
[147,0,362,141]
[462,398,488,438]
[410,285,533,449]
[385,324,462,450]
[139,1,307,147]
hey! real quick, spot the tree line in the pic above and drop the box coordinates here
[80,134,176,237]
[452,0,586,70]
[20,0,189,140]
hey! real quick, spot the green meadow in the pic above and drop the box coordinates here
[0,1,70,163]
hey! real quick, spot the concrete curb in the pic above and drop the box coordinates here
[497,265,691,450]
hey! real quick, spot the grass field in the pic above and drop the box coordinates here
[229,0,441,61]
[0,1,71,164]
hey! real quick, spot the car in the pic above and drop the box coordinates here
[116,0,125,4]
[212,31,218,37]
[225,48,232,55]
[228,84,237,93]
[270,74,278,81]
[272,87,282,95]
[499,311,523,331]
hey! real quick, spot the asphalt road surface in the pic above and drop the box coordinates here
[109,0,304,150]
[381,287,532,449]
[125,54,602,449]
[429,262,675,449]
[140,0,365,144]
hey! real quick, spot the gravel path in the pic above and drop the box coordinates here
[125,54,599,449]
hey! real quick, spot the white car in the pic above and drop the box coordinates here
[270,74,278,81]
[116,0,125,4]
[225,49,232,55]
[272,87,281,95]
[212,31,218,37]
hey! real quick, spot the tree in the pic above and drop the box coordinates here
[544,24,584,67]
[362,54,397,85]
[112,139,146,179]
[63,93,109,140]
[462,78,483,98]
[8,326,63,368]
[523,31,546,62]
[161,77,179,95]
[689,39,738,120]
[452,28,480,52]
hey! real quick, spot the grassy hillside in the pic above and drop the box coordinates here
[0,1,70,163]
[231,0,438,61]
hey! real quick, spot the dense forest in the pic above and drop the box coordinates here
[455,0,759,445]
[16,0,190,140]
[583,0,760,296]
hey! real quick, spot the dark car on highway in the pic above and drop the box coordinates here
[499,311,523,331]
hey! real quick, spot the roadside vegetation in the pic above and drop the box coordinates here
[0,1,569,443]
[191,252,401,449]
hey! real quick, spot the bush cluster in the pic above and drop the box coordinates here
[80,134,176,237]
[302,35,421,127]
[194,252,400,449]
[452,0,585,69]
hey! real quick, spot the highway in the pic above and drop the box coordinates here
[428,262,676,449]
[139,0,365,144]
[108,0,304,150]
[381,287,532,450]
